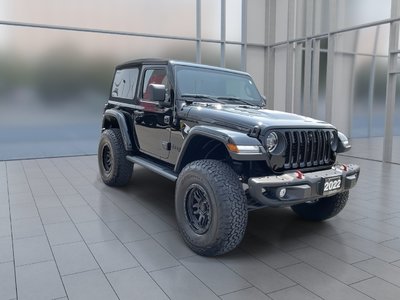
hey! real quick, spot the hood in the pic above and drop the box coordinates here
[183,103,334,132]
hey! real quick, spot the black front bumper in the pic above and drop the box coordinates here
[248,164,360,207]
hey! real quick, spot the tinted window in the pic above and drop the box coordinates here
[176,66,261,104]
[142,68,167,99]
[111,68,139,99]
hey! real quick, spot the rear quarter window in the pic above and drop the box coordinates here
[111,68,139,100]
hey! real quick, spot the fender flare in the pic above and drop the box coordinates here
[174,125,266,172]
[102,109,133,151]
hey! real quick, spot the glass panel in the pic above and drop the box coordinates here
[225,44,241,70]
[142,68,167,99]
[295,0,306,39]
[201,42,221,67]
[333,27,388,161]
[393,73,400,163]
[275,0,288,43]
[201,0,221,40]
[0,0,197,37]
[313,0,329,34]
[336,0,391,30]
[247,0,266,44]
[0,25,196,160]
[226,0,242,42]
[111,68,139,100]
[317,39,327,120]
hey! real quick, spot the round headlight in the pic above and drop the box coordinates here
[330,131,338,151]
[266,132,278,153]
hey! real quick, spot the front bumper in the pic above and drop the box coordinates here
[248,164,360,207]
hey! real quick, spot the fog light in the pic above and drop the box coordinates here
[279,188,286,198]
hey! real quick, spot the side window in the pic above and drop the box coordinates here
[142,68,167,100]
[111,68,139,100]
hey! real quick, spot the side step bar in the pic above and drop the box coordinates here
[126,155,177,182]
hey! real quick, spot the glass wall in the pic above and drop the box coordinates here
[1,0,399,162]
[266,0,399,163]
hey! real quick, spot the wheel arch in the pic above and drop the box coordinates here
[102,108,135,151]
[174,125,266,173]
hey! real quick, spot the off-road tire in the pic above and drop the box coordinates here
[291,191,349,221]
[175,159,248,256]
[98,128,133,186]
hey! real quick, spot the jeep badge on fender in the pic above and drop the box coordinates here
[98,59,360,256]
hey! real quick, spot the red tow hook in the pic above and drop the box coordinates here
[340,164,348,171]
[295,170,304,179]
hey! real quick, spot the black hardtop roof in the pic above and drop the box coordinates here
[115,58,250,76]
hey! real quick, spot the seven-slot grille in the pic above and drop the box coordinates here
[283,129,335,170]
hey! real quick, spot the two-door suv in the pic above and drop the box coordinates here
[98,59,360,256]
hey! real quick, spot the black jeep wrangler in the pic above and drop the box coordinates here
[98,59,360,256]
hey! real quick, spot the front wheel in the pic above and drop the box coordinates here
[175,160,248,256]
[291,191,349,221]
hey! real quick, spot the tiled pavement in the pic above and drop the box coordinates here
[0,155,400,300]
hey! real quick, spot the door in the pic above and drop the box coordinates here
[134,66,171,159]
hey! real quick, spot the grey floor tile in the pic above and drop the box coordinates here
[14,236,53,266]
[240,236,300,269]
[65,205,100,223]
[279,263,371,300]
[219,249,295,294]
[181,255,251,295]
[126,238,180,272]
[0,237,13,263]
[16,261,66,300]
[297,234,372,264]
[352,277,400,300]
[382,238,400,252]
[289,247,372,284]
[59,194,87,207]
[11,217,45,239]
[330,232,400,262]
[45,222,82,246]
[152,230,195,259]
[76,220,116,244]
[0,218,11,238]
[53,241,98,275]
[0,205,10,219]
[38,206,71,224]
[354,258,400,287]
[89,240,139,273]
[384,217,400,227]
[107,219,149,243]
[90,203,129,223]
[355,218,400,238]
[221,287,272,300]
[0,262,16,300]
[10,203,39,220]
[150,265,220,300]
[63,269,118,300]
[8,184,31,195]
[34,195,63,208]
[107,267,169,300]
[9,193,34,205]
[130,212,174,234]
[268,285,322,300]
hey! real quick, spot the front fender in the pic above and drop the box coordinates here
[174,125,267,172]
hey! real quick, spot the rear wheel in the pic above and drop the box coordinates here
[175,160,248,256]
[291,191,349,221]
[98,128,133,186]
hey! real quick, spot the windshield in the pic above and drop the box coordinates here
[176,66,263,106]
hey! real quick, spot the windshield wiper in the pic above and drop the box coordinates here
[181,94,224,104]
[216,96,260,107]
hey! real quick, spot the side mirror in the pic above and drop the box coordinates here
[148,84,166,102]
[261,95,267,107]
